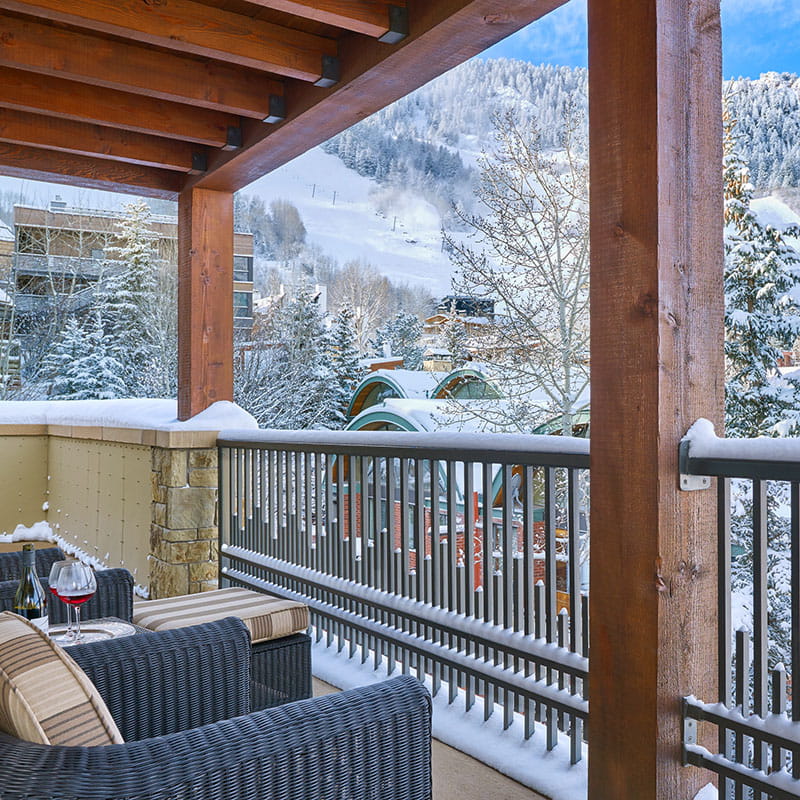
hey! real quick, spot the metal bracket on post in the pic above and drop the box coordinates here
[682,713,697,767]
[679,439,711,491]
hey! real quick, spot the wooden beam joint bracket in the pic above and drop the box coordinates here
[314,55,340,88]
[223,126,243,151]
[190,151,208,174]
[263,94,286,124]
[378,5,409,44]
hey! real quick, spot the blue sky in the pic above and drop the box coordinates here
[482,0,800,80]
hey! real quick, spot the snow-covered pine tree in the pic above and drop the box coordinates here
[438,308,470,370]
[328,304,363,425]
[371,312,423,369]
[48,313,126,400]
[101,201,160,397]
[235,287,337,429]
[724,110,800,675]
[724,112,800,437]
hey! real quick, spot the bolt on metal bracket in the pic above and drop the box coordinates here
[679,439,711,491]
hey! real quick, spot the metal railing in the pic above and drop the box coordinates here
[218,429,590,763]
[682,431,800,799]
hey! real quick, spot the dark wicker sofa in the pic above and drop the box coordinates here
[0,616,433,800]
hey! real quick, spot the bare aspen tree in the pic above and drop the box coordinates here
[445,110,589,434]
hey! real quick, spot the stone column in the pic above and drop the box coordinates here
[150,447,219,598]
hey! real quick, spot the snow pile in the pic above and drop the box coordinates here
[0,399,257,431]
[2,520,55,542]
[312,636,587,800]
[694,784,717,800]
[684,418,800,463]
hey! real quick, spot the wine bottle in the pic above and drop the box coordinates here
[13,544,48,634]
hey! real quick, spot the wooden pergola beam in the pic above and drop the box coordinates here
[190,0,568,192]
[0,13,283,119]
[587,0,723,797]
[0,0,338,82]
[245,0,407,40]
[0,67,239,147]
[0,109,202,172]
[0,142,181,198]
[178,188,234,421]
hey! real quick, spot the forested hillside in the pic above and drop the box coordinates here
[323,59,800,198]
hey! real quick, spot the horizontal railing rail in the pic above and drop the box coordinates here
[681,420,800,799]
[218,429,590,765]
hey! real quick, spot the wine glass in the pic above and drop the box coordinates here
[56,563,96,643]
[47,560,76,643]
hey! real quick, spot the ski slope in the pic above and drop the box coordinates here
[246,148,456,294]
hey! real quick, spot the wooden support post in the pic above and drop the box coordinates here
[588,1,723,798]
[177,187,233,420]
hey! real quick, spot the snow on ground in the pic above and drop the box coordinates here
[0,399,257,431]
[245,148,455,294]
[312,634,588,800]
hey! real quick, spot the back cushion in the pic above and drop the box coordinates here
[0,611,124,746]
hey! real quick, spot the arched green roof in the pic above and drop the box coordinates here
[432,368,502,400]
[531,407,591,437]
[345,407,422,432]
[347,374,406,418]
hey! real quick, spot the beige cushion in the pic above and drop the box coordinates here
[133,587,309,644]
[0,611,124,746]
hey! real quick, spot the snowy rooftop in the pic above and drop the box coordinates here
[0,399,258,431]
[370,368,447,398]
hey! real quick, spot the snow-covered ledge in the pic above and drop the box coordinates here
[683,418,800,463]
[0,398,256,448]
[0,400,257,598]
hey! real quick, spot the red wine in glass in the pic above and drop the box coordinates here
[60,591,95,606]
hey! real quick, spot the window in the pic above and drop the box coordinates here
[233,255,253,282]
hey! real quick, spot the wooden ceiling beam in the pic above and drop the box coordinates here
[0,109,203,172]
[0,142,182,199]
[191,0,568,192]
[244,1,408,41]
[0,67,240,147]
[0,0,338,82]
[0,13,283,119]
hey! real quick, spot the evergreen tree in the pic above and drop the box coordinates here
[440,312,470,370]
[724,112,800,437]
[724,111,800,675]
[101,201,160,396]
[49,313,126,400]
[328,305,363,424]
[235,287,336,429]
[371,312,424,369]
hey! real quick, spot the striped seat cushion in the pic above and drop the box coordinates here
[133,588,309,644]
[0,611,124,746]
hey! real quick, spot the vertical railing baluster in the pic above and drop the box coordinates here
[717,477,734,800]
[414,458,425,605]
[463,461,476,712]
[535,580,546,723]
[501,464,514,725]
[735,628,750,800]
[431,459,442,696]
[544,467,557,751]
[752,479,768,797]
[772,664,787,776]
[482,460,494,721]
[791,481,800,780]
[447,460,459,704]
[522,464,536,739]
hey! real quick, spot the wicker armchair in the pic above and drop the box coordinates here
[0,617,432,800]
[0,547,133,624]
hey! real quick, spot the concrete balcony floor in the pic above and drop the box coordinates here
[313,678,548,800]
